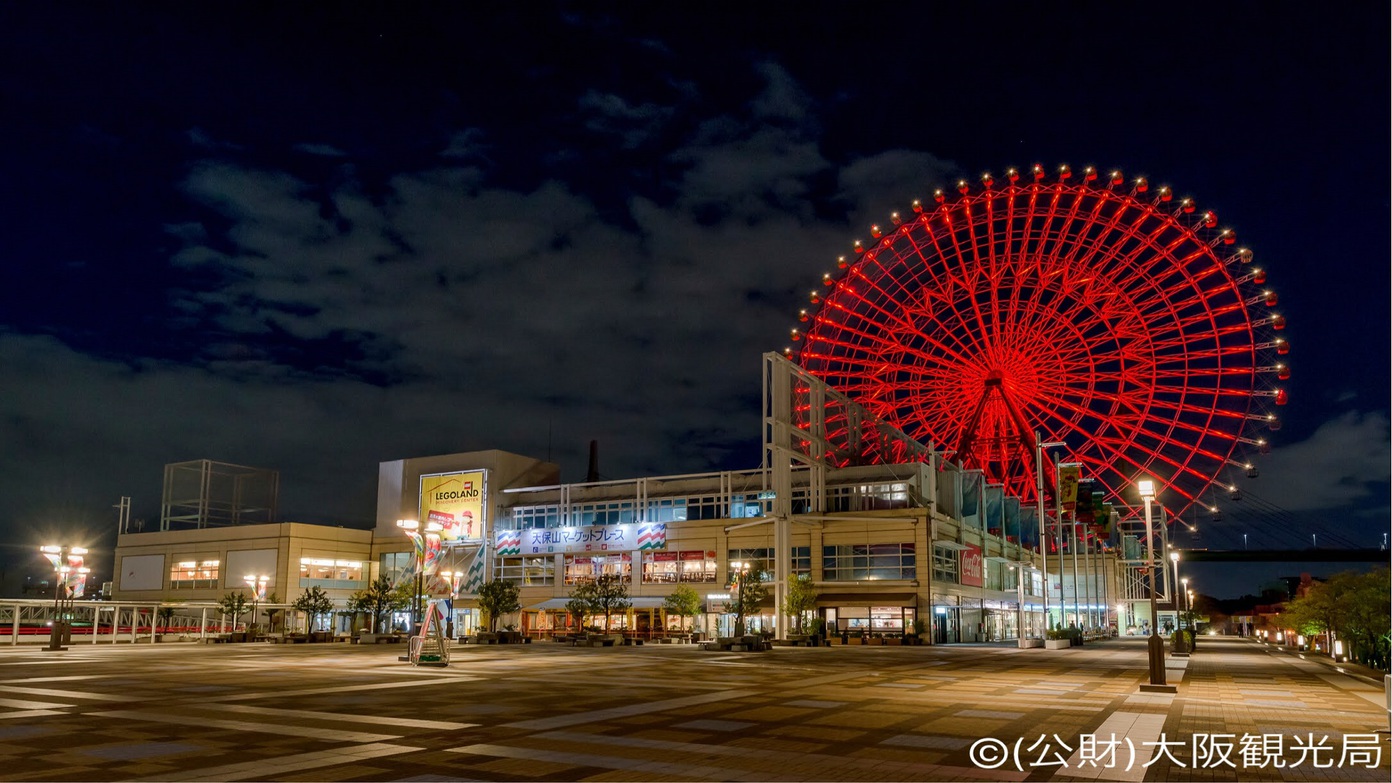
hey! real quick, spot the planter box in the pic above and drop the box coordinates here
[1044,638,1071,650]
[1018,638,1044,649]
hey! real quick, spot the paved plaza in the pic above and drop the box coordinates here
[0,636,1386,782]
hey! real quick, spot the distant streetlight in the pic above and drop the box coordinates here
[1180,577,1189,630]
[1136,479,1168,689]
[39,544,88,652]
[1169,551,1182,637]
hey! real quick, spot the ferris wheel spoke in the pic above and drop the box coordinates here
[838,264,985,368]
[1036,402,1219,494]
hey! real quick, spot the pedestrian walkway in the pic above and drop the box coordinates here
[0,635,1383,781]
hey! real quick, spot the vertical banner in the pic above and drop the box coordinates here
[983,484,1004,535]
[419,470,487,543]
[1058,465,1081,511]
[67,554,87,598]
[959,543,984,587]
[1005,497,1021,542]
[422,532,444,576]
[1019,506,1039,548]
[463,545,486,594]
[959,471,983,529]
[398,531,424,586]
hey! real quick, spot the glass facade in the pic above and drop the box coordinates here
[823,544,915,581]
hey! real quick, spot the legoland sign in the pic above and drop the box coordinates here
[960,543,984,587]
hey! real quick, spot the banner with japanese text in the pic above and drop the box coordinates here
[498,523,668,555]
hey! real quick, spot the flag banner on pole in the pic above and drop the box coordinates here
[959,471,982,528]
[422,533,445,576]
[1074,481,1097,525]
[495,531,522,555]
[983,484,1004,535]
[1005,497,1021,542]
[395,532,424,588]
[1058,465,1081,510]
[463,545,486,594]
[1019,506,1039,548]
[637,524,667,550]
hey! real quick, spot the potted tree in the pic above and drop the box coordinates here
[155,606,175,642]
[294,586,334,642]
[476,579,522,643]
[217,591,252,641]
[911,618,929,645]
[782,574,818,644]
[661,584,701,643]
[729,564,769,642]
[347,577,411,642]
[565,596,590,643]
[1044,628,1070,649]
[589,573,631,643]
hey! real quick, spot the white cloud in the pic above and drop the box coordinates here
[1253,410,1390,511]
[293,143,348,157]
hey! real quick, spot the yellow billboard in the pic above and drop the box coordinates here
[419,470,487,543]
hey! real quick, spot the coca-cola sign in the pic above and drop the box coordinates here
[960,544,984,587]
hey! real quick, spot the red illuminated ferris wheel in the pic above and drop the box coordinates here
[791,164,1288,515]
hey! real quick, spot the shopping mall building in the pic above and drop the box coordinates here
[110,354,1126,643]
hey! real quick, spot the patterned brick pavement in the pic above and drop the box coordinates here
[0,636,1384,781]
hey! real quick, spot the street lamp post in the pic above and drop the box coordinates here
[396,520,424,629]
[1010,563,1032,646]
[244,575,268,637]
[39,544,87,652]
[440,570,464,638]
[1179,577,1189,631]
[1169,552,1189,654]
[1168,551,1180,628]
[730,560,749,637]
[1137,479,1170,690]
[396,519,442,631]
[1034,436,1065,630]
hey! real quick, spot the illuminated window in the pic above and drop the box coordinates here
[169,559,219,588]
[727,548,810,580]
[563,553,630,584]
[823,544,915,581]
[497,556,555,585]
[299,558,363,582]
[643,551,716,584]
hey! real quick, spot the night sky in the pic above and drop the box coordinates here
[2,3,1387,599]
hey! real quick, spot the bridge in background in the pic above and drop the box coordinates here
[1176,548,1386,563]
